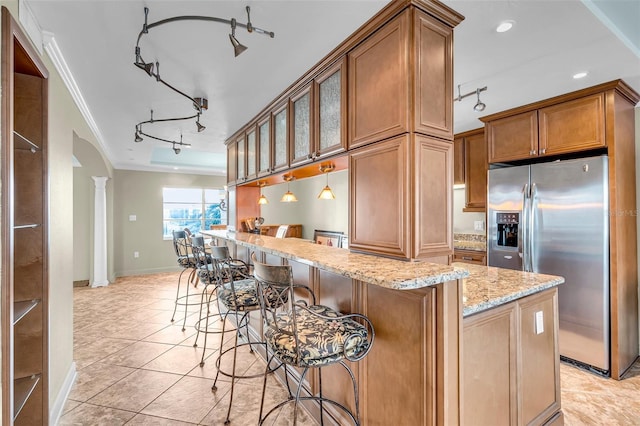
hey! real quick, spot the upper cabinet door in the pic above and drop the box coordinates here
[349,10,410,149]
[413,9,454,139]
[246,126,257,180]
[487,111,538,164]
[539,93,605,157]
[272,102,289,172]
[257,115,271,177]
[227,140,237,185]
[315,57,347,158]
[289,85,313,167]
[236,134,246,182]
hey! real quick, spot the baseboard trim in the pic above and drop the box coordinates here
[49,361,77,425]
[115,266,181,277]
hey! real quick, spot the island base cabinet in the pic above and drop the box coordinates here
[463,288,561,426]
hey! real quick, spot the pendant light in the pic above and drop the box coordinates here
[280,175,298,203]
[317,164,336,200]
[257,181,269,205]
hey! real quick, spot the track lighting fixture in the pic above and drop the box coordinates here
[317,164,336,200]
[455,85,488,112]
[280,175,298,203]
[172,144,181,155]
[132,6,274,149]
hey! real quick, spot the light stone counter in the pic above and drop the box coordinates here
[455,262,564,317]
[203,230,469,290]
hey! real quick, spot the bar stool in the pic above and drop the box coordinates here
[170,229,198,331]
[209,246,272,425]
[190,236,226,366]
[252,253,375,426]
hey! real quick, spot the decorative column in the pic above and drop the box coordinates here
[91,176,109,287]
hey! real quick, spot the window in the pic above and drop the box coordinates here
[162,187,226,238]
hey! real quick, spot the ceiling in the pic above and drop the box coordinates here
[23,0,640,176]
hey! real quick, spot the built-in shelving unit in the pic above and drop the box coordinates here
[2,7,50,425]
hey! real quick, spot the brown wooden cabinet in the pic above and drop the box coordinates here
[350,133,452,260]
[257,115,271,177]
[2,8,50,424]
[463,289,561,426]
[482,80,639,379]
[289,84,314,167]
[458,128,486,212]
[245,126,257,180]
[272,102,289,173]
[349,10,410,149]
[235,133,246,183]
[453,136,465,185]
[486,93,606,163]
[227,139,237,184]
[314,58,347,159]
[453,249,486,265]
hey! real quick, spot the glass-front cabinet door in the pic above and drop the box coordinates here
[289,85,313,167]
[236,133,246,183]
[316,57,347,158]
[272,102,288,172]
[246,126,257,180]
[227,139,237,185]
[257,115,271,177]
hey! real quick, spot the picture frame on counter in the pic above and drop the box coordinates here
[313,230,344,248]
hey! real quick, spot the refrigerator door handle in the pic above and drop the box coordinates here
[522,183,530,272]
[530,183,538,272]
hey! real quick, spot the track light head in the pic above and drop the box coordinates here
[134,60,154,76]
[229,34,248,57]
[172,144,181,155]
[134,131,143,142]
[474,88,486,112]
[229,18,248,57]
[196,120,206,133]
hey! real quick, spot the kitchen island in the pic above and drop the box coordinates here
[203,230,564,425]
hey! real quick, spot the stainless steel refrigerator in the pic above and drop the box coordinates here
[487,155,610,374]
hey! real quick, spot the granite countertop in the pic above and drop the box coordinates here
[453,232,486,252]
[202,230,469,290]
[455,262,564,317]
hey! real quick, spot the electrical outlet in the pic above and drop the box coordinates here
[134,251,139,258]
[535,311,544,334]
[474,220,485,231]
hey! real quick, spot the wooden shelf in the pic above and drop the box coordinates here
[13,131,39,152]
[13,374,40,421]
[13,300,40,325]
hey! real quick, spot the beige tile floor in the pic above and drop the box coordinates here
[61,271,640,425]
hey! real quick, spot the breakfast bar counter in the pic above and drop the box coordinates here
[202,230,565,425]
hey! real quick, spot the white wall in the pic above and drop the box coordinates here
[259,170,348,240]
[452,187,485,235]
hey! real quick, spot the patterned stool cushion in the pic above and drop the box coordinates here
[177,254,196,268]
[197,268,217,286]
[218,279,261,312]
[264,305,370,367]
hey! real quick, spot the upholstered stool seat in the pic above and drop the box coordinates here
[265,304,370,368]
[170,230,201,331]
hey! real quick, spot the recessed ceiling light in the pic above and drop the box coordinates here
[496,21,514,33]
[173,167,179,170]
[573,72,588,79]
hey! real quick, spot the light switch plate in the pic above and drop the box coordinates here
[474,220,485,231]
[129,215,137,222]
[535,311,544,334]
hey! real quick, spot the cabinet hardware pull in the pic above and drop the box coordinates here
[530,150,536,155]
[541,148,546,154]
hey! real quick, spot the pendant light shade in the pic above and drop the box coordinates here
[317,164,336,200]
[280,175,297,203]
[256,181,269,204]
